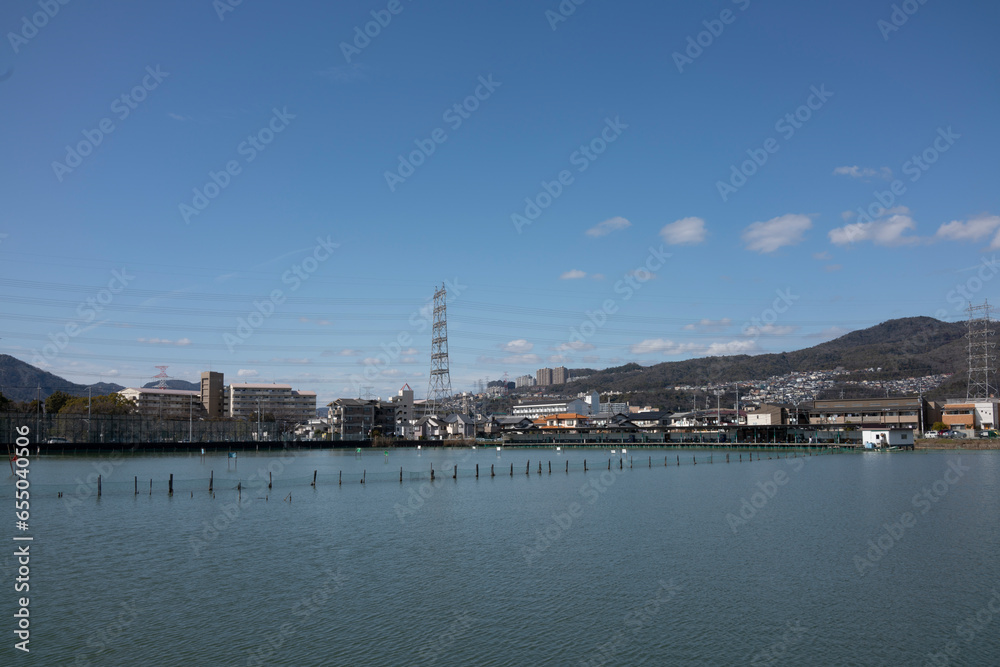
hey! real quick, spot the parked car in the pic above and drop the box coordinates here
[923,431,938,439]
[45,437,68,444]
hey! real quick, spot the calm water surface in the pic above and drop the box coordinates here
[2,447,998,665]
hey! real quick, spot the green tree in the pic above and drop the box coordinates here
[0,392,10,412]
[59,393,136,416]
[931,421,948,432]
[45,391,73,414]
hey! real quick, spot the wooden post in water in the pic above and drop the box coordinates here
[693,456,696,465]
[312,470,317,487]
[476,463,479,479]
[431,464,435,482]
[510,463,513,477]
[726,454,729,463]
[209,471,213,493]
[453,464,457,480]
[269,472,272,489]
[149,479,152,495]
[584,459,587,472]
[339,471,342,486]
[134,476,137,495]
[526,461,529,476]
[98,475,101,498]
[362,470,366,484]
[400,466,403,483]
[538,461,542,475]
[238,481,241,501]
[608,458,611,470]
[548,461,551,475]
[649,456,651,468]
[566,460,569,474]
[676,455,679,466]
[169,474,173,495]
[491,463,495,477]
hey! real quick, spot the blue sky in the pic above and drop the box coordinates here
[2,0,998,405]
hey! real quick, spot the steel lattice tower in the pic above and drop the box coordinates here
[154,366,171,389]
[966,300,997,400]
[426,284,452,414]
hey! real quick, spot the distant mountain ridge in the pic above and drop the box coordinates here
[0,354,126,402]
[549,317,969,402]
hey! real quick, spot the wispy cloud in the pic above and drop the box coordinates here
[502,339,533,353]
[237,369,259,377]
[137,337,192,346]
[629,339,700,355]
[683,318,731,332]
[660,217,706,245]
[743,214,812,253]
[560,269,587,280]
[833,165,892,180]
[585,216,631,237]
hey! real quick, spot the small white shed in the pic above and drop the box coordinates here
[862,428,913,449]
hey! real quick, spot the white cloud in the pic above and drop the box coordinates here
[629,339,699,355]
[660,217,706,245]
[560,269,587,280]
[548,354,571,364]
[339,349,360,356]
[683,318,732,331]
[742,214,812,253]
[829,211,918,246]
[502,339,533,353]
[555,341,595,352]
[705,340,759,356]
[585,216,631,237]
[137,337,192,346]
[237,369,259,377]
[934,215,1000,248]
[833,166,893,180]
[742,324,797,336]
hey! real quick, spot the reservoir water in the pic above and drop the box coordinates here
[3,447,999,665]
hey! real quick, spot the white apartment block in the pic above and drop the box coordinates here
[225,383,316,423]
[118,387,203,419]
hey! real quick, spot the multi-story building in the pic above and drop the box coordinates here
[536,367,553,386]
[807,396,926,430]
[513,392,599,419]
[940,399,1000,431]
[515,375,535,388]
[200,371,224,418]
[552,366,567,385]
[118,387,206,419]
[330,398,375,437]
[225,383,316,423]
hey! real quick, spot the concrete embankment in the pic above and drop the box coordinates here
[915,439,1000,450]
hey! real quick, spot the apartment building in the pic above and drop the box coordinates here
[118,387,206,419]
[225,383,316,423]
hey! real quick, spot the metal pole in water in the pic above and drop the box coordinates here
[209,471,213,493]
[169,474,173,495]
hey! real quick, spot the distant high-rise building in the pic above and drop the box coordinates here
[515,374,535,388]
[553,366,567,384]
[536,367,553,386]
[200,371,224,417]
